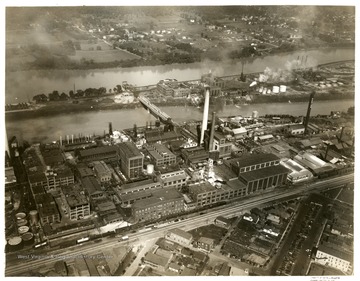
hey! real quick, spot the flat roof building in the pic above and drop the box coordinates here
[117,142,143,180]
[61,184,90,220]
[131,188,184,222]
[93,161,112,182]
[34,193,61,225]
[145,143,177,167]
[78,146,119,163]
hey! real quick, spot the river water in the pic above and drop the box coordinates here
[5,99,354,144]
[5,47,354,104]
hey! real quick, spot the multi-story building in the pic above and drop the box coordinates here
[188,180,247,208]
[158,169,188,190]
[196,237,215,252]
[23,144,74,194]
[156,83,174,96]
[165,228,193,246]
[116,179,162,205]
[145,143,177,167]
[61,184,90,220]
[210,132,232,159]
[181,147,209,165]
[117,142,143,180]
[93,160,112,182]
[131,188,184,222]
[228,153,290,193]
[315,244,353,273]
[34,193,61,225]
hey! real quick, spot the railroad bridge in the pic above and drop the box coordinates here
[138,96,177,126]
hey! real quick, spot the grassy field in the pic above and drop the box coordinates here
[70,40,140,62]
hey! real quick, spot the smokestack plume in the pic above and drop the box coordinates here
[209,112,216,151]
[304,91,315,134]
[200,87,210,144]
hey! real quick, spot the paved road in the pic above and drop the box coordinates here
[5,173,353,276]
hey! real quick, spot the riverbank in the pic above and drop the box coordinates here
[5,90,354,122]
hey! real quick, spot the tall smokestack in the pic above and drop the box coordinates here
[339,126,345,142]
[5,129,10,161]
[71,134,74,144]
[304,91,315,134]
[209,112,216,151]
[200,87,210,144]
[324,143,330,160]
[109,122,113,136]
[60,136,62,147]
[67,135,69,144]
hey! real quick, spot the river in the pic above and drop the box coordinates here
[5,47,354,104]
[5,99,354,144]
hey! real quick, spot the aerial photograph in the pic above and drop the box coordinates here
[3,3,356,278]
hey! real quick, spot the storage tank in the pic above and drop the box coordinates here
[267,89,272,94]
[147,164,154,175]
[272,86,280,94]
[18,226,30,235]
[280,85,287,93]
[17,219,28,227]
[8,237,23,252]
[22,232,35,246]
[258,86,263,93]
[252,111,259,118]
[262,88,267,95]
[29,210,39,226]
[15,212,26,220]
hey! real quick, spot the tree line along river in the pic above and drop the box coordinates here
[5,47,354,143]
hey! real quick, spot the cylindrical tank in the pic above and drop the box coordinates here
[8,237,23,252]
[15,212,26,220]
[280,85,287,93]
[17,219,28,227]
[262,88,267,95]
[267,89,272,94]
[272,86,280,93]
[252,111,259,118]
[22,232,35,246]
[258,86,263,93]
[29,210,39,226]
[147,164,154,175]
[18,226,30,235]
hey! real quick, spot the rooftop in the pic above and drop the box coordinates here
[61,185,88,207]
[144,252,169,267]
[35,193,59,217]
[93,160,111,174]
[168,228,193,241]
[228,153,280,169]
[132,188,183,208]
[318,243,353,263]
[239,165,290,182]
[121,178,161,193]
[81,176,102,194]
[117,141,142,158]
[79,145,118,158]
